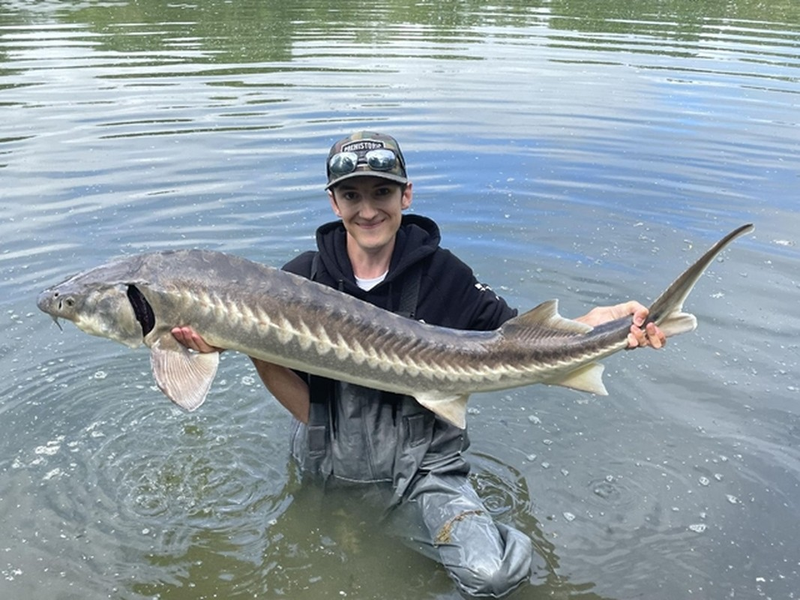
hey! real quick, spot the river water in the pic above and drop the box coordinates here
[1,1,799,598]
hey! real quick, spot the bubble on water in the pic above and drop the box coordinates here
[527,415,541,424]
[563,512,576,522]
[241,375,256,386]
[93,371,108,380]
[34,436,64,456]
[689,523,707,533]
[592,480,618,500]
[43,468,62,481]
[526,454,537,462]
[699,476,710,487]
[2,566,23,582]
[726,494,739,504]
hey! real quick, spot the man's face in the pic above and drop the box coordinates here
[329,176,413,254]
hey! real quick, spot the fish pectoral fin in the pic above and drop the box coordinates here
[414,392,470,429]
[546,362,608,395]
[149,334,220,411]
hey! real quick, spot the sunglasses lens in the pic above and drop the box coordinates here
[365,149,397,171]
[327,148,400,181]
[328,151,359,176]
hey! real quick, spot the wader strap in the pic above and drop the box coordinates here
[307,376,335,451]
[306,252,334,455]
[396,261,422,320]
[310,252,320,281]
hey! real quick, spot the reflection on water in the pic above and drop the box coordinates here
[2,0,799,598]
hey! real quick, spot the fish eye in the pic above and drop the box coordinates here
[65,298,74,307]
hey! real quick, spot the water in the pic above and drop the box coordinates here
[2,1,799,598]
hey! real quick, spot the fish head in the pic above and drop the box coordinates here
[37,264,146,348]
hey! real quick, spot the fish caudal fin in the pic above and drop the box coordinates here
[646,224,753,338]
[150,334,220,411]
[653,312,698,338]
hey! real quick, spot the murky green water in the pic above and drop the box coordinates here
[2,1,799,598]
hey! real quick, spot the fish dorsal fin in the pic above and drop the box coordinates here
[414,392,470,429]
[149,334,220,411]
[502,300,593,337]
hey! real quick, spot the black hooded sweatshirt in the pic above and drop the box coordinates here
[282,214,517,331]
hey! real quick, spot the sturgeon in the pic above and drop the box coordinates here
[37,224,753,428]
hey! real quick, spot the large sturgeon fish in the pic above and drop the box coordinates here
[37,224,752,428]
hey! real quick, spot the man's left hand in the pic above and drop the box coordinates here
[577,301,666,349]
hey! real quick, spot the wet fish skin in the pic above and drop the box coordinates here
[36,224,753,428]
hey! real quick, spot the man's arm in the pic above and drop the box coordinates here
[171,326,310,423]
[250,358,309,423]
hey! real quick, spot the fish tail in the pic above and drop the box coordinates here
[646,224,754,338]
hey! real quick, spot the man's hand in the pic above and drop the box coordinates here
[576,301,666,350]
[171,326,222,353]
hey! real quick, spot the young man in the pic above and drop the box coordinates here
[173,131,665,597]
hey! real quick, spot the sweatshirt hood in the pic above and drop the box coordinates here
[315,214,441,292]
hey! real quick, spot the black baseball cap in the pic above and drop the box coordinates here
[325,131,408,190]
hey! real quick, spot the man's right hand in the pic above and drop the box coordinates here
[172,326,222,353]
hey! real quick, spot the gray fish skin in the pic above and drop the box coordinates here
[36,224,753,428]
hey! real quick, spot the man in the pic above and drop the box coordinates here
[173,131,665,597]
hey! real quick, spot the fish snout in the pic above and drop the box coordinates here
[36,289,54,313]
[37,288,75,317]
